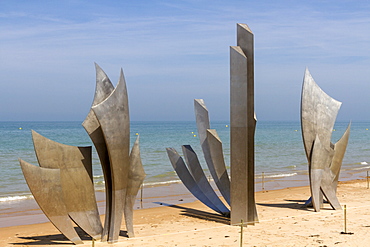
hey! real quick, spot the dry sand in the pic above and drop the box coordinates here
[1,179,370,246]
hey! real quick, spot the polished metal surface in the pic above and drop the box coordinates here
[167,99,231,215]
[230,23,257,226]
[92,68,130,243]
[194,99,231,205]
[167,24,258,223]
[182,145,230,215]
[301,68,342,161]
[166,147,226,214]
[19,64,143,244]
[124,136,146,238]
[206,129,230,205]
[32,131,103,240]
[332,123,351,189]
[19,160,83,245]
[82,63,114,242]
[301,68,350,212]
[309,135,336,210]
[83,64,144,242]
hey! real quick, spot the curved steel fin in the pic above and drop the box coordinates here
[301,68,344,211]
[182,145,230,215]
[124,136,146,238]
[206,129,231,205]
[92,68,130,243]
[310,135,335,211]
[19,159,83,245]
[166,147,225,214]
[32,130,103,240]
[331,122,351,185]
[194,99,231,205]
[82,63,115,242]
[301,68,342,161]
[91,63,115,106]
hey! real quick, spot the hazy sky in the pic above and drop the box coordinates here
[1,0,370,121]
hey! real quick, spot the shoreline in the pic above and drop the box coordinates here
[1,165,369,229]
[1,178,370,246]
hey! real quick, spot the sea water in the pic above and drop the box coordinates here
[1,121,370,205]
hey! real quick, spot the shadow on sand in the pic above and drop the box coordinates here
[11,226,125,246]
[12,228,130,246]
[153,202,230,225]
[257,199,334,211]
[257,200,309,211]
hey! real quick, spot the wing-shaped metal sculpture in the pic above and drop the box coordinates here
[332,123,351,190]
[182,145,230,215]
[166,147,226,214]
[194,99,231,205]
[301,68,350,212]
[205,129,231,205]
[82,63,114,242]
[167,101,231,216]
[31,130,103,240]
[124,136,146,238]
[301,68,342,160]
[167,98,232,216]
[19,64,144,244]
[167,24,258,225]
[19,159,84,245]
[82,64,145,242]
[92,68,130,243]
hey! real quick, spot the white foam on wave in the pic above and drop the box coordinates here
[0,195,33,202]
[352,166,370,170]
[94,180,105,185]
[361,162,368,165]
[262,173,298,178]
[143,179,182,186]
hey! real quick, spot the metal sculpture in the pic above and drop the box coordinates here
[19,131,103,244]
[19,160,84,245]
[83,64,145,243]
[32,131,103,240]
[167,99,231,216]
[167,23,257,225]
[230,23,257,225]
[301,68,350,212]
[182,144,229,215]
[167,145,230,215]
[20,63,145,244]
[195,99,231,205]
[82,63,114,241]
[89,67,130,243]
[125,136,146,238]
[331,123,351,192]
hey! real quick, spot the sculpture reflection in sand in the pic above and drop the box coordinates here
[20,64,145,244]
[301,68,350,212]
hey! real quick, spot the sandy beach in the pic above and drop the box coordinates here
[1,178,370,246]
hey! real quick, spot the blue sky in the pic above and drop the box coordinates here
[1,0,370,121]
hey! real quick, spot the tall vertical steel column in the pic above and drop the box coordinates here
[230,23,257,225]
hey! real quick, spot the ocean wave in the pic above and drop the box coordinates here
[351,166,370,170]
[257,173,298,179]
[284,165,297,169]
[143,179,182,186]
[0,195,33,202]
[94,180,105,185]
